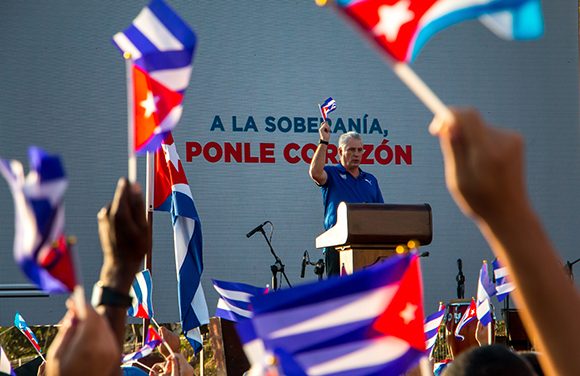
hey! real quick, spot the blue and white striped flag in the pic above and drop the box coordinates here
[319,97,337,121]
[492,258,515,301]
[244,253,426,375]
[128,269,154,319]
[424,303,445,357]
[476,261,495,326]
[0,345,15,376]
[154,134,209,353]
[212,279,266,322]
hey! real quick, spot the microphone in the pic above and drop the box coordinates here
[300,251,308,278]
[419,251,430,258]
[246,221,268,238]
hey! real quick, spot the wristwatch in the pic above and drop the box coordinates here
[319,139,329,145]
[91,281,133,308]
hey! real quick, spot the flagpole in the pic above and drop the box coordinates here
[150,318,176,357]
[143,150,155,344]
[125,53,137,184]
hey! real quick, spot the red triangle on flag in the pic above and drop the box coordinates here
[132,65,183,152]
[372,256,425,351]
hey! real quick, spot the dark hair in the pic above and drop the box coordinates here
[443,345,536,376]
[519,351,544,376]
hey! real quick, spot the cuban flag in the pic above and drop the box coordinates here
[492,258,515,301]
[212,279,267,322]
[319,97,337,121]
[113,0,196,154]
[0,345,15,376]
[122,325,162,364]
[154,132,209,353]
[128,269,154,319]
[334,0,543,62]
[14,313,42,354]
[246,253,426,375]
[454,298,477,341]
[424,303,445,358]
[0,147,76,293]
[476,261,495,326]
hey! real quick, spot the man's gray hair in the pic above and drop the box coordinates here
[338,131,363,150]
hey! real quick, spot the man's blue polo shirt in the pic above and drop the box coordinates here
[321,164,384,230]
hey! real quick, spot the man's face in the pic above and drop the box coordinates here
[339,138,363,170]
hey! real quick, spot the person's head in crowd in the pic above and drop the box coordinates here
[442,345,536,376]
[519,352,544,376]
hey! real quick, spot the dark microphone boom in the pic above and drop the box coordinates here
[300,251,308,278]
[246,221,268,238]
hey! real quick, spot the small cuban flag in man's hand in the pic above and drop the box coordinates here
[319,97,337,121]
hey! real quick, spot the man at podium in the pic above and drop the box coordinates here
[309,121,384,277]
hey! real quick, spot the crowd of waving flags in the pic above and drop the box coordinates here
[0,0,541,370]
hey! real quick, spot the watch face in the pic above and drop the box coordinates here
[91,282,132,308]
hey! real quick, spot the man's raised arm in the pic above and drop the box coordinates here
[309,121,330,185]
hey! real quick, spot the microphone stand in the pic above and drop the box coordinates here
[566,258,580,280]
[257,227,292,291]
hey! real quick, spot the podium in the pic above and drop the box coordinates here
[315,202,432,274]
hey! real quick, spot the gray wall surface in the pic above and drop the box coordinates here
[0,1,578,326]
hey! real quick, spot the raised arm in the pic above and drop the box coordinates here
[309,121,330,185]
[430,109,580,376]
[96,178,151,369]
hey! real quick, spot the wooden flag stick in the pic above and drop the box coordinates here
[150,318,176,357]
[124,54,137,183]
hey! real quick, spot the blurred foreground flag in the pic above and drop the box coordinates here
[0,345,15,376]
[334,0,543,62]
[212,279,267,322]
[154,133,209,353]
[424,303,445,358]
[113,0,196,154]
[0,147,76,293]
[14,313,42,354]
[128,269,154,319]
[492,258,515,301]
[246,253,425,375]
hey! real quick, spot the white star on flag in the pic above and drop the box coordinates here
[373,0,415,42]
[399,302,417,324]
[140,91,159,118]
[162,142,181,171]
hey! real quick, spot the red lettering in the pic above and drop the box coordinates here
[284,143,300,164]
[244,142,259,163]
[260,143,276,163]
[186,142,201,162]
[301,143,317,164]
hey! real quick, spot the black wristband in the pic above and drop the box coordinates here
[319,139,329,145]
[91,282,133,308]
